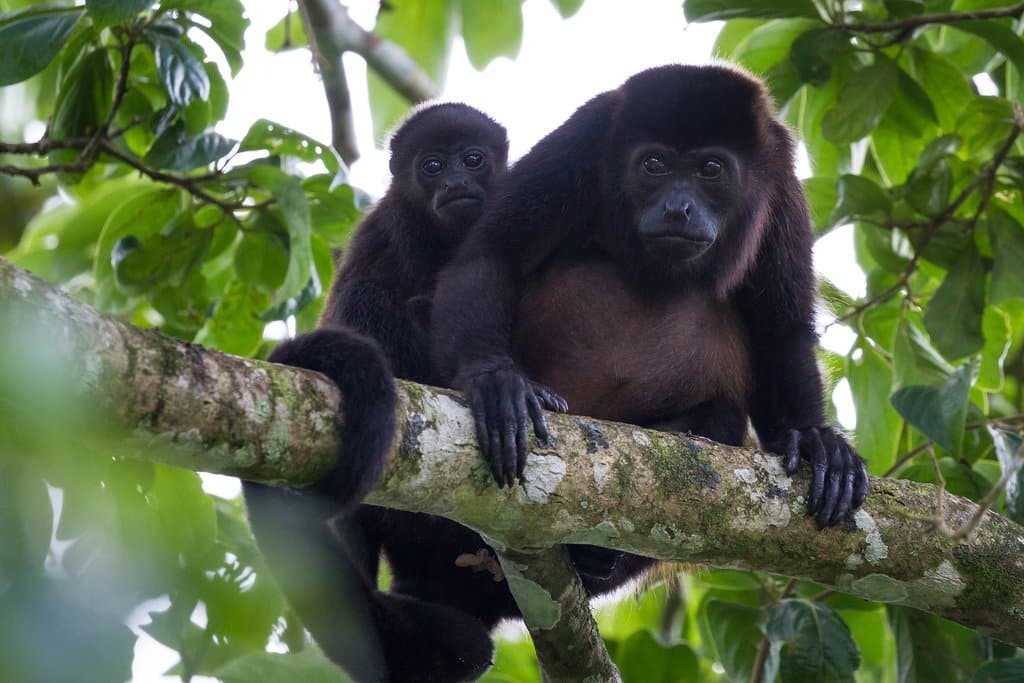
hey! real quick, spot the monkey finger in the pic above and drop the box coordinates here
[803,428,827,516]
[853,457,870,509]
[499,390,519,488]
[831,468,856,527]
[816,437,844,529]
[485,386,507,486]
[526,390,548,445]
[514,383,531,481]
[782,428,800,474]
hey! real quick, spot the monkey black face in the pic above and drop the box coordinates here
[417,146,494,233]
[627,144,741,262]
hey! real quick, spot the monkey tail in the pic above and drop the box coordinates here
[242,327,398,681]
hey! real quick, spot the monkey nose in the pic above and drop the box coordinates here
[663,200,692,222]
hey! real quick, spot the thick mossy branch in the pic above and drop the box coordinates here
[4,256,1024,649]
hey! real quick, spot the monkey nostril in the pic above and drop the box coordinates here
[664,201,691,221]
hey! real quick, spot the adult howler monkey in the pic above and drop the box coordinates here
[242,103,567,683]
[433,64,870,542]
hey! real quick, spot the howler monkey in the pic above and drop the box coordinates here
[242,103,566,683]
[433,65,871,543]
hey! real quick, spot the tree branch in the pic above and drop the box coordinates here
[5,255,1024,656]
[296,0,437,104]
[297,0,360,164]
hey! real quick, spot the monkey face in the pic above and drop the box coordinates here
[416,146,495,237]
[626,144,742,263]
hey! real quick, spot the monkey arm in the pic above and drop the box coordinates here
[432,93,618,487]
[739,172,870,528]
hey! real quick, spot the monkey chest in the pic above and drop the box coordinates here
[514,260,751,425]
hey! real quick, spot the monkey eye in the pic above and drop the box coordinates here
[642,155,669,175]
[699,159,724,179]
[421,158,443,175]
[464,152,484,169]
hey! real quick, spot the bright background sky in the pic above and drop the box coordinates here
[132,2,864,679]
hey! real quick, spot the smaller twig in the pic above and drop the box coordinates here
[951,444,1024,541]
[839,1,1024,34]
[749,579,799,683]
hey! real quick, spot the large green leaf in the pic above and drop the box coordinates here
[766,600,859,682]
[830,175,892,227]
[972,659,1024,683]
[989,204,1024,303]
[910,48,973,130]
[234,217,288,293]
[892,316,954,389]
[705,600,770,682]
[890,359,975,452]
[244,166,313,308]
[615,630,699,683]
[989,428,1024,525]
[848,343,903,474]
[162,0,248,75]
[85,0,151,28]
[145,122,236,172]
[149,31,210,107]
[952,19,1024,79]
[0,6,83,85]
[460,0,523,70]
[923,244,986,361]
[264,10,308,52]
[194,281,267,355]
[822,57,899,144]
[684,0,820,21]
[790,27,850,86]
[889,607,985,683]
[239,119,342,174]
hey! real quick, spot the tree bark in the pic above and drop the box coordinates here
[4,255,1024,655]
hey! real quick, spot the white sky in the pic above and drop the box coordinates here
[134,2,863,680]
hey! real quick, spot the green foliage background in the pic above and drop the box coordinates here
[1,0,1024,681]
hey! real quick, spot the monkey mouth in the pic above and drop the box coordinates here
[437,194,482,209]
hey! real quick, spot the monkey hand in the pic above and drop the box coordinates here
[767,427,870,529]
[465,365,553,487]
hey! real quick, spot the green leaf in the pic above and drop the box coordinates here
[722,19,818,78]
[239,119,341,174]
[916,134,962,172]
[0,7,83,85]
[162,0,248,76]
[972,659,1024,683]
[923,244,986,360]
[804,176,839,233]
[790,28,850,86]
[889,607,983,683]
[905,159,952,217]
[705,600,768,682]
[910,49,972,130]
[94,187,182,310]
[547,0,583,18]
[847,343,902,474]
[216,650,350,683]
[195,281,267,355]
[149,31,210,107]
[684,0,820,21]
[234,219,288,292]
[952,19,1024,79]
[615,630,700,683]
[892,315,954,389]
[830,175,891,226]
[264,10,308,52]
[890,359,975,452]
[305,174,362,245]
[977,306,1010,391]
[989,428,1024,525]
[766,600,859,682]
[49,46,112,143]
[85,0,152,28]
[368,0,455,140]
[111,214,213,296]
[822,57,899,144]
[244,167,313,308]
[460,0,523,70]
[145,123,236,171]
[989,204,1024,303]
